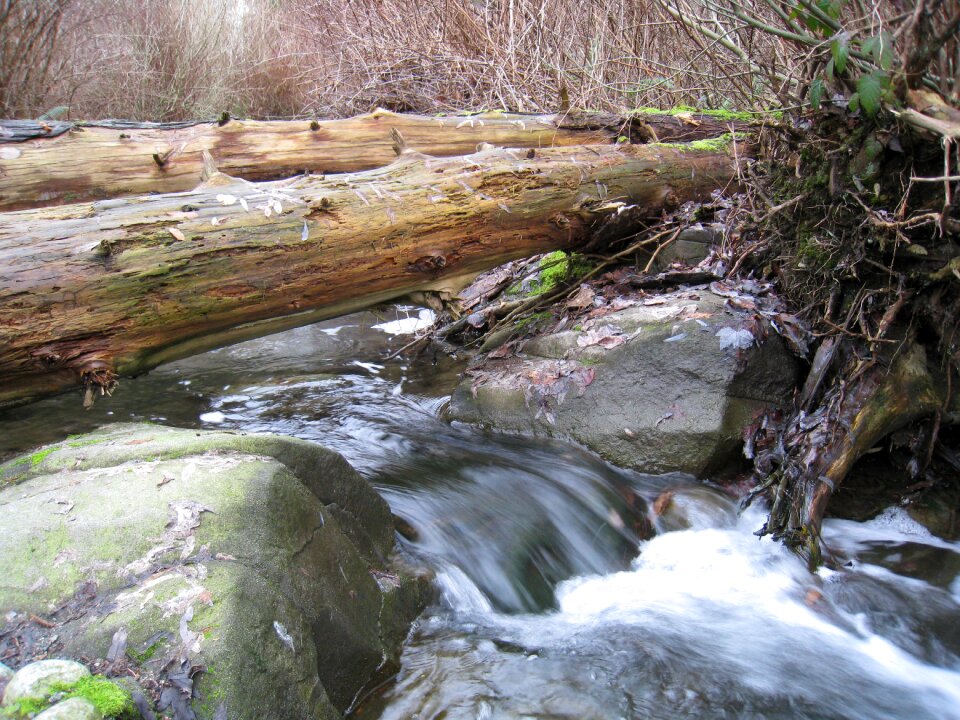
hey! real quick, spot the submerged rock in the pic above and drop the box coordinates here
[0,424,434,720]
[448,289,799,475]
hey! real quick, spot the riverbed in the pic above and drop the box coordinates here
[2,308,958,720]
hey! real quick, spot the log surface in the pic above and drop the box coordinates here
[0,110,749,211]
[0,142,743,407]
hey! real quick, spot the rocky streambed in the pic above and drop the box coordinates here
[1,250,958,719]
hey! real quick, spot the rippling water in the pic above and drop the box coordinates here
[2,309,958,720]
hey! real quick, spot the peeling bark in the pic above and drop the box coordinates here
[0,109,751,211]
[0,141,745,408]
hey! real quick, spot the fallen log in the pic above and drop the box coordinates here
[0,140,745,408]
[0,109,752,211]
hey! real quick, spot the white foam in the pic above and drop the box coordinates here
[373,309,436,335]
[199,411,226,423]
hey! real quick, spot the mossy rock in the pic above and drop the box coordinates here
[0,424,434,720]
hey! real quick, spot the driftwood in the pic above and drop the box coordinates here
[747,339,945,567]
[0,140,745,408]
[0,110,751,211]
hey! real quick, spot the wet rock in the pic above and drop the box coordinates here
[2,659,90,704]
[0,662,13,696]
[652,485,738,532]
[448,289,800,475]
[0,424,434,720]
[906,492,959,541]
[34,697,101,720]
[653,224,720,269]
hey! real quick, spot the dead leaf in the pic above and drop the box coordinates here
[168,228,186,242]
[487,342,515,359]
[566,284,596,310]
[653,490,675,515]
[577,324,626,349]
[674,112,701,126]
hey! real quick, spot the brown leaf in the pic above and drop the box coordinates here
[566,284,596,310]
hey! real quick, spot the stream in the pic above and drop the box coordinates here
[2,308,959,720]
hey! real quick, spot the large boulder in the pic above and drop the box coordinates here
[0,424,433,720]
[448,288,800,475]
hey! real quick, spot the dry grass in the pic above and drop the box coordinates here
[5,0,952,121]
[5,0,795,121]
[0,0,76,117]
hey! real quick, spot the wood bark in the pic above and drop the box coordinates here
[0,141,745,408]
[0,109,751,211]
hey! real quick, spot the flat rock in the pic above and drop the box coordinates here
[448,289,800,475]
[2,659,90,704]
[0,424,433,720]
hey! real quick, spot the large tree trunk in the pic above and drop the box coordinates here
[0,110,750,211]
[0,141,745,408]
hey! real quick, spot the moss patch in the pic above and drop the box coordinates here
[509,251,592,297]
[57,676,135,718]
[632,105,758,121]
[651,132,745,153]
[0,696,47,718]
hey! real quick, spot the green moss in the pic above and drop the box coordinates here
[55,675,135,718]
[509,251,593,297]
[29,447,57,467]
[66,436,108,449]
[631,106,759,121]
[651,132,746,153]
[127,637,164,664]
[515,311,552,331]
[0,696,48,718]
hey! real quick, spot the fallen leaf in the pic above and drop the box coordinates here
[577,324,626,349]
[168,228,186,242]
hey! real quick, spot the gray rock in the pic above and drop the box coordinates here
[0,662,13,696]
[0,424,434,720]
[2,659,90,704]
[448,290,800,475]
[33,697,102,720]
[653,485,739,532]
[653,223,721,269]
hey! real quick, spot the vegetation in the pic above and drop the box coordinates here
[0,676,134,719]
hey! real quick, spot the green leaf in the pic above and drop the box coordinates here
[824,58,835,82]
[809,78,826,110]
[818,0,845,20]
[857,72,884,117]
[831,37,849,74]
[876,31,894,71]
[847,92,860,112]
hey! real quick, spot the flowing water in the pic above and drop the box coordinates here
[2,308,959,720]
